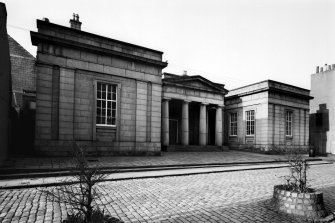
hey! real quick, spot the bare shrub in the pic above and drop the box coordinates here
[281,151,312,193]
[43,143,122,223]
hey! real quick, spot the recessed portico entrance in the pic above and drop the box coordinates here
[162,98,223,149]
[162,73,228,151]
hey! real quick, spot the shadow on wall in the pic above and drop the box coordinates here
[310,104,329,155]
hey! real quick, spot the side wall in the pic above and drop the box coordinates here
[268,92,309,152]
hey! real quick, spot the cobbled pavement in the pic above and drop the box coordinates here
[1,164,335,223]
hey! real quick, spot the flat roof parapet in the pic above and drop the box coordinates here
[33,19,166,63]
[226,80,311,100]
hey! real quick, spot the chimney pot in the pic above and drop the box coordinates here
[320,67,324,72]
[316,66,319,73]
[70,13,81,30]
[183,70,187,76]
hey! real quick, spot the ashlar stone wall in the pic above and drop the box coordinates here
[32,20,166,155]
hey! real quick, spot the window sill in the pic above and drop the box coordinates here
[245,135,255,138]
[96,125,117,130]
[229,135,238,138]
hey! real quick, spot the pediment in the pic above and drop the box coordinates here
[163,75,227,93]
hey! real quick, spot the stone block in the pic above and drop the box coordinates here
[88,62,104,73]
[62,48,80,59]
[66,59,89,70]
[80,51,98,63]
[103,65,125,77]
[98,55,112,66]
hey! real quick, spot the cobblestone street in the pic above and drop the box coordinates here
[1,164,335,223]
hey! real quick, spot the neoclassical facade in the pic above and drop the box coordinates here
[29,16,312,156]
[224,80,311,152]
[161,73,228,150]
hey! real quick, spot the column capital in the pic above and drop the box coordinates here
[183,100,192,103]
[216,105,225,109]
[200,102,209,106]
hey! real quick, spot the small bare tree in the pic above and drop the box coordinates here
[44,143,121,223]
[282,151,311,193]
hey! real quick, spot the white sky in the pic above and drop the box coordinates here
[3,0,335,89]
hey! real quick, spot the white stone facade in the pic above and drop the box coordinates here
[310,65,335,155]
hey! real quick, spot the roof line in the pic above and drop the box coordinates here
[36,19,164,55]
[229,79,310,92]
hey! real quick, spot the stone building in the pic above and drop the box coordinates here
[29,15,312,156]
[310,64,335,155]
[224,80,311,152]
[31,17,167,155]
[161,73,228,151]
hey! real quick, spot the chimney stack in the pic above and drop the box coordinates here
[183,70,188,76]
[70,13,81,30]
[316,66,319,73]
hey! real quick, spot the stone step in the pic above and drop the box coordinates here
[166,145,228,152]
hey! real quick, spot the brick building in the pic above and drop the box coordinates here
[310,64,335,155]
[8,35,37,155]
[224,80,311,152]
[9,35,36,110]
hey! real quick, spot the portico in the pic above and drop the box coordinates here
[162,73,228,150]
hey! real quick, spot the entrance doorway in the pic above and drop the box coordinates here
[207,109,216,145]
[169,119,178,145]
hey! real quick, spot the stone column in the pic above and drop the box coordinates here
[215,105,223,146]
[199,103,207,146]
[162,98,170,146]
[181,100,190,145]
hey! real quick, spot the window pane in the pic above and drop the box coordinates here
[96,82,117,126]
[107,116,112,125]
